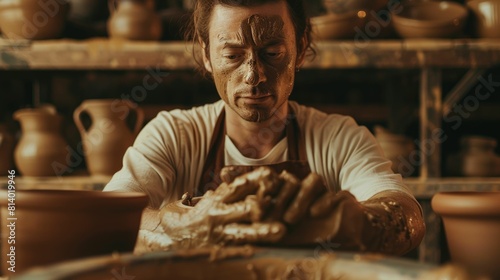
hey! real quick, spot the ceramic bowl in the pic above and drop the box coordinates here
[0,190,148,275]
[310,11,368,40]
[0,0,69,40]
[467,0,500,38]
[432,192,500,280]
[392,1,468,38]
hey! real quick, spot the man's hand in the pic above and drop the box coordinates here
[156,168,286,250]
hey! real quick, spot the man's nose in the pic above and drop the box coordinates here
[244,57,266,86]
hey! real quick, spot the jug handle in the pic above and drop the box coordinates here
[73,104,88,134]
[108,0,117,15]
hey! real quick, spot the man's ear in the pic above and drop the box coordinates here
[296,35,308,68]
[201,44,213,73]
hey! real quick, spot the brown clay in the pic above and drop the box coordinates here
[0,124,15,175]
[13,105,70,177]
[107,0,162,40]
[432,191,500,280]
[310,11,367,40]
[467,0,500,38]
[0,0,69,40]
[0,189,148,276]
[73,99,144,176]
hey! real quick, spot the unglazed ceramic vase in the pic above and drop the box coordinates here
[107,0,162,40]
[13,105,69,177]
[432,192,500,280]
[374,126,416,176]
[0,0,69,40]
[0,189,148,275]
[446,136,500,177]
[0,124,15,175]
[74,99,144,176]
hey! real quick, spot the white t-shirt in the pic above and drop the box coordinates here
[104,100,412,208]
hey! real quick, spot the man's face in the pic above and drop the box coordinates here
[203,1,302,122]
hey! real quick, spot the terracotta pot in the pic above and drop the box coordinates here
[432,192,500,280]
[107,0,162,40]
[0,124,15,175]
[74,99,144,176]
[13,105,70,177]
[0,189,148,276]
[467,0,500,38]
[0,0,69,40]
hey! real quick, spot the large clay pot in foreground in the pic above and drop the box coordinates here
[0,0,69,40]
[74,99,144,176]
[13,105,69,176]
[0,189,148,276]
[432,191,500,280]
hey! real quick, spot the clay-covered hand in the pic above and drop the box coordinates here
[159,168,286,249]
[282,190,425,256]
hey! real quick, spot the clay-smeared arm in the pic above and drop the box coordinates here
[294,189,425,256]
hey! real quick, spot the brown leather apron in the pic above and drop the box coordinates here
[197,106,311,196]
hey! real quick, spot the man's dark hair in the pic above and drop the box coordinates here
[185,0,315,77]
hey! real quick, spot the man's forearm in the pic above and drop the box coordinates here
[361,190,426,255]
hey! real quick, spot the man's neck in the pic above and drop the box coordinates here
[225,104,288,159]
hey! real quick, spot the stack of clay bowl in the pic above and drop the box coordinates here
[391,1,469,38]
[0,0,69,40]
[466,0,500,38]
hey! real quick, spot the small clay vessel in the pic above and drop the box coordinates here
[74,99,144,176]
[0,189,148,275]
[432,192,500,280]
[447,135,500,177]
[374,126,416,176]
[13,105,70,177]
[0,124,15,175]
[0,0,69,40]
[107,0,162,40]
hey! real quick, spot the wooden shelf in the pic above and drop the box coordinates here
[1,38,500,70]
[2,175,499,199]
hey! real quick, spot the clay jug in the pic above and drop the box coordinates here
[74,99,144,176]
[107,0,162,40]
[432,192,500,280]
[0,124,15,175]
[13,105,69,177]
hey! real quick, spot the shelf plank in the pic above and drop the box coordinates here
[1,38,500,70]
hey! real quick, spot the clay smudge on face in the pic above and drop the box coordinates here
[240,14,285,48]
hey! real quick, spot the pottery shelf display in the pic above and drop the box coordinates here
[0,0,69,40]
[107,0,162,41]
[13,105,70,177]
[74,99,144,176]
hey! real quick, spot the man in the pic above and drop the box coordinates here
[104,0,425,255]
